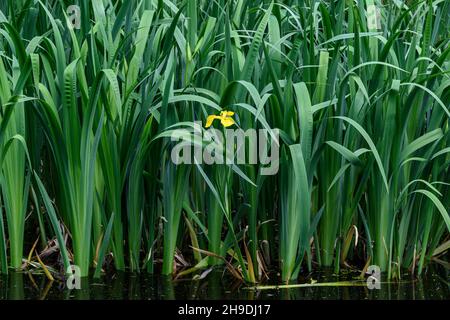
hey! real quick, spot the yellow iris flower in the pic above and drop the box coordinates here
[205,111,235,128]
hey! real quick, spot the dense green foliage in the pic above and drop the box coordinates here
[0,0,448,283]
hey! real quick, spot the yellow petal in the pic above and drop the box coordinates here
[205,115,218,128]
[221,117,235,127]
[220,110,234,117]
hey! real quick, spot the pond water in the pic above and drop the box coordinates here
[0,264,448,300]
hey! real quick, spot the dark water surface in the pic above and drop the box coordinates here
[0,265,448,300]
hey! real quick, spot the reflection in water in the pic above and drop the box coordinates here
[9,272,24,300]
[0,265,448,300]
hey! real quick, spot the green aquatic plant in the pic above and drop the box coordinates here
[0,0,447,284]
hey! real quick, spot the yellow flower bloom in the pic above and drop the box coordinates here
[205,111,235,128]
